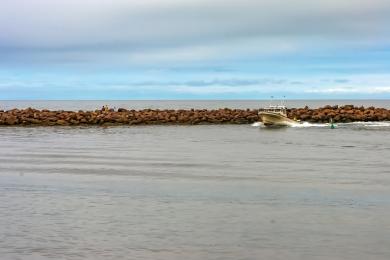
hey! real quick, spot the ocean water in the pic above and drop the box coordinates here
[1,101,390,260]
[1,99,390,111]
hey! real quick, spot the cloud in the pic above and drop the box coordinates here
[125,78,287,87]
[305,86,390,94]
[1,1,390,99]
[2,71,390,99]
[1,0,390,65]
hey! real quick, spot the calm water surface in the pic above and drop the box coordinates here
[1,101,390,259]
[1,99,390,110]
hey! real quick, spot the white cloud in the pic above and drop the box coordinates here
[1,0,390,64]
[305,86,390,94]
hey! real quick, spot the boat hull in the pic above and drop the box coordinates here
[259,112,297,126]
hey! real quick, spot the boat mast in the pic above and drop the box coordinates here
[269,96,274,107]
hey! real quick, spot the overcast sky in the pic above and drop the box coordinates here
[1,0,390,99]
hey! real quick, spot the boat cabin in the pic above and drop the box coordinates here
[259,105,287,116]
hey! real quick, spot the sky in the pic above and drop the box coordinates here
[1,0,390,100]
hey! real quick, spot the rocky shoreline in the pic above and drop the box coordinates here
[0,105,389,126]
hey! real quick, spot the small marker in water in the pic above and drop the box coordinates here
[330,118,335,129]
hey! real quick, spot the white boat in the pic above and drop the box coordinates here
[258,104,298,127]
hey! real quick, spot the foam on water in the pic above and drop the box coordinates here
[253,121,390,128]
[344,121,390,127]
[252,121,329,128]
[251,122,262,127]
[290,122,329,128]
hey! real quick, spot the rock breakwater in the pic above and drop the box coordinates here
[0,108,259,126]
[289,105,390,123]
[0,105,389,126]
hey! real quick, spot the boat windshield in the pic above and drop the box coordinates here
[265,108,283,112]
[260,105,287,116]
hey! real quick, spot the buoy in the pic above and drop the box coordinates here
[330,118,335,129]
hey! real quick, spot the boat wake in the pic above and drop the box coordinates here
[251,122,262,127]
[252,121,390,128]
[343,121,390,127]
[290,122,328,128]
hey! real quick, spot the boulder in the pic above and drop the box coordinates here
[5,115,17,125]
[56,120,68,126]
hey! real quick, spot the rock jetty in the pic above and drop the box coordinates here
[289,105,390,123]
[0,105,389,126]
